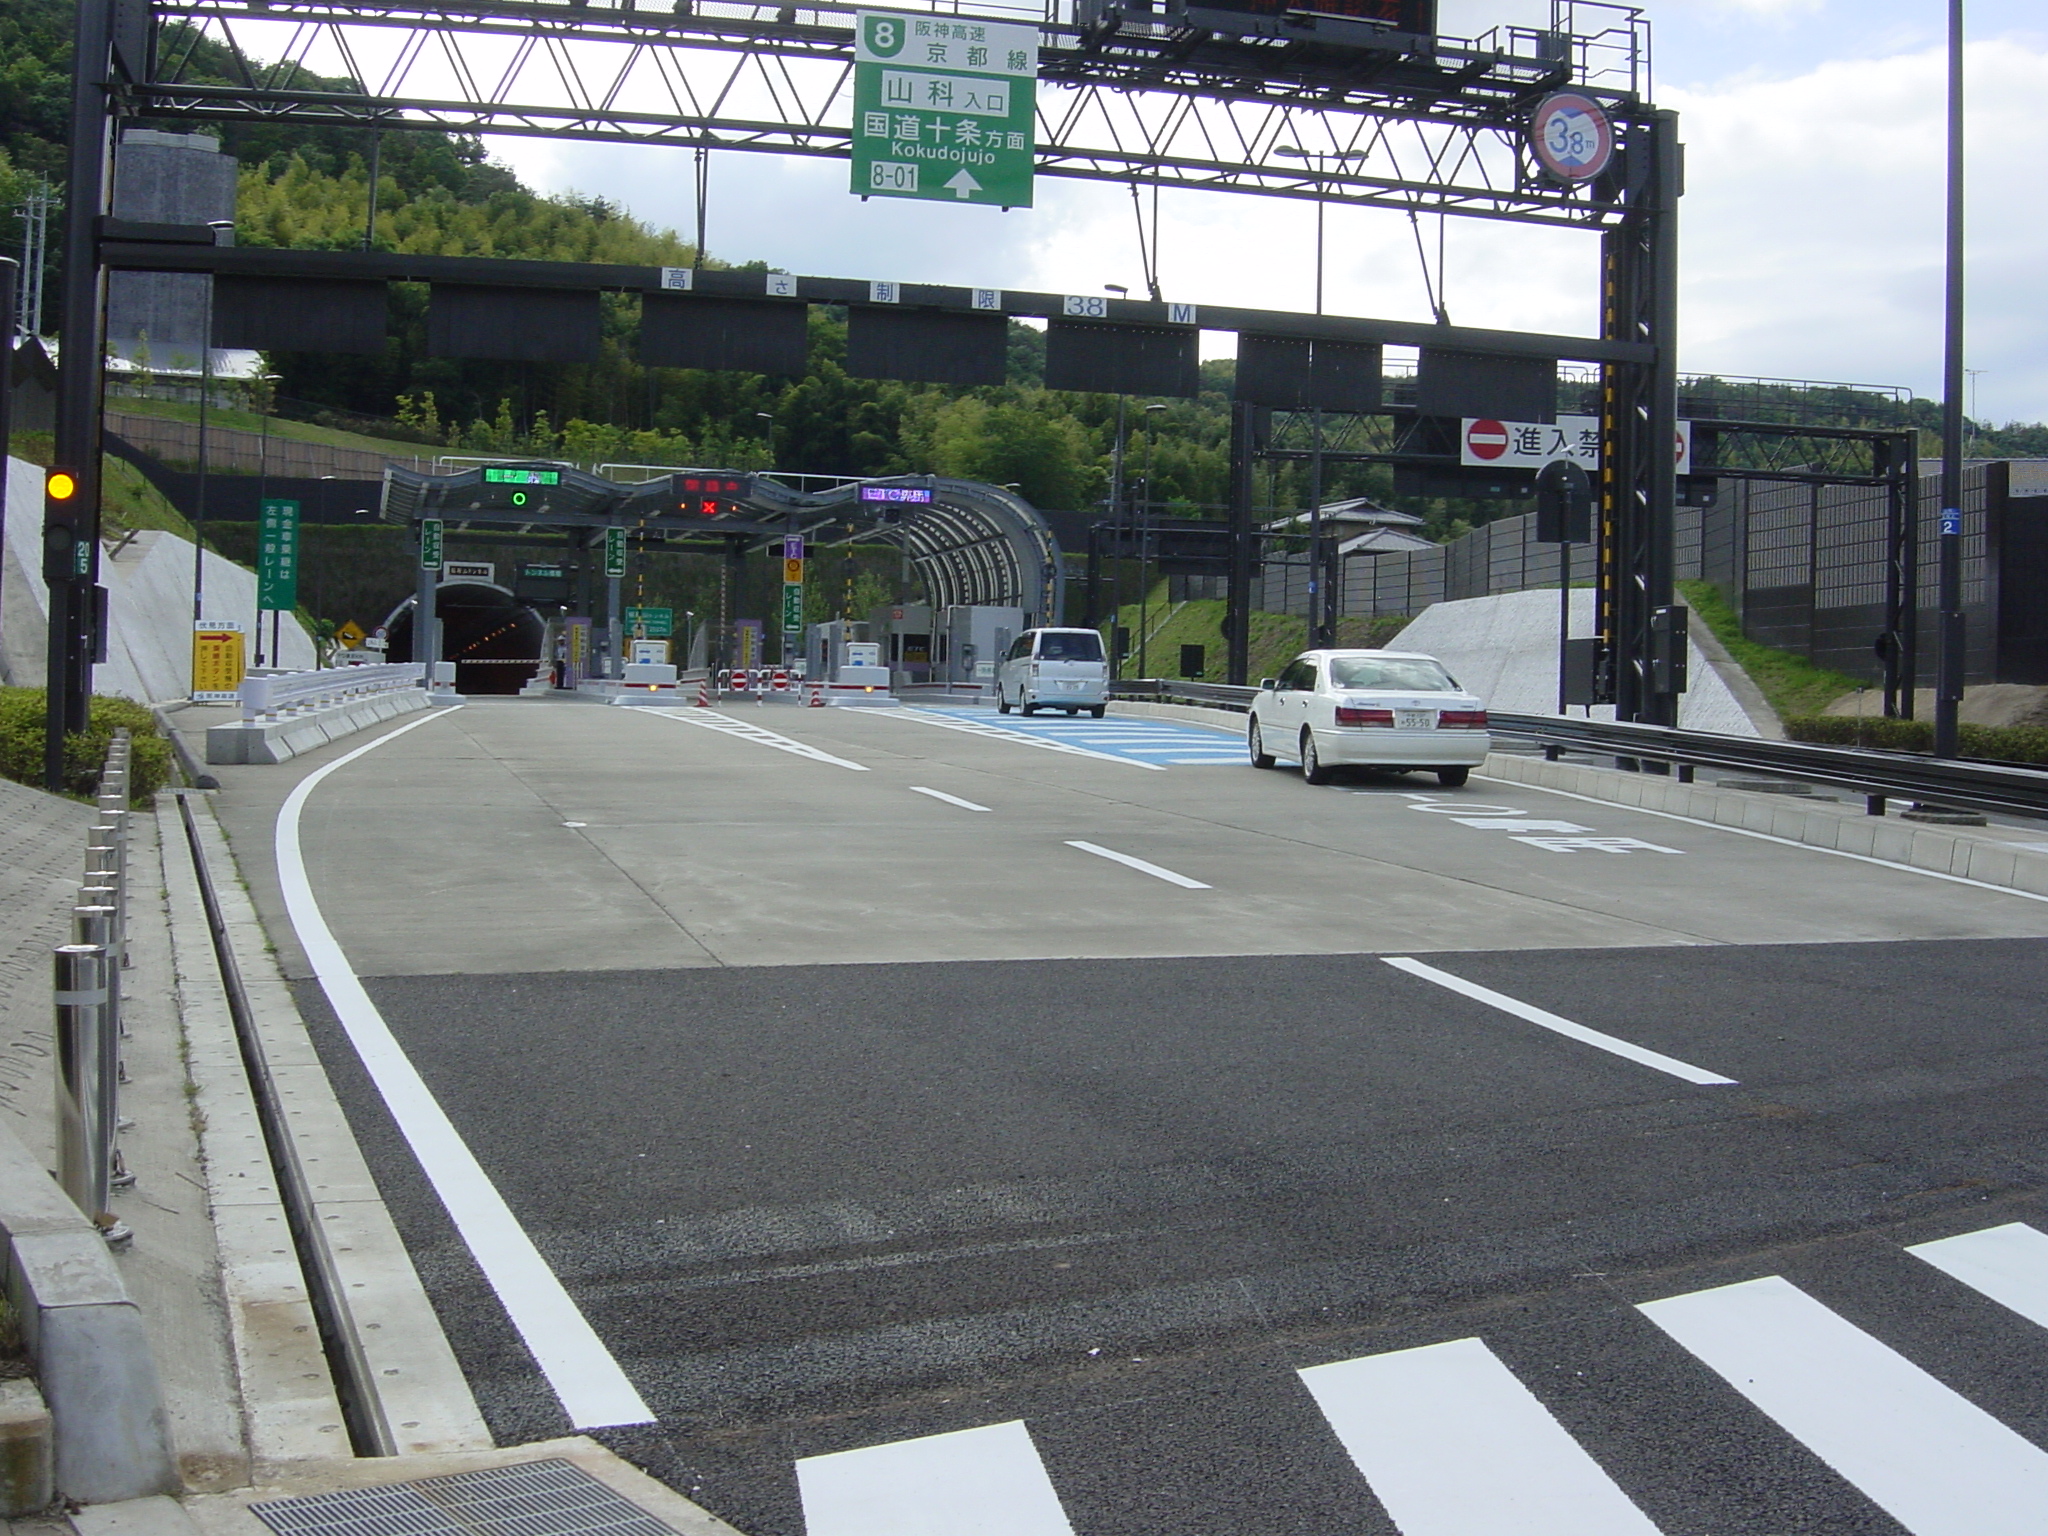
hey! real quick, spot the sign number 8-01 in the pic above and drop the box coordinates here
[863,15,903,55]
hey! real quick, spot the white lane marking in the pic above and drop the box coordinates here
[1064,840,1212,889]
[275,710,655,1430]
[1380,956,1736,1086]
[797,1420,1076,1536]
[1639,1275,2048,1536]
[1908,1222,2048,1331]
[872,708,1166,770]
[910,785,992,812]
[1300,1337,1664,1536]
[644,707,868,770]
[1478,773,2048,904]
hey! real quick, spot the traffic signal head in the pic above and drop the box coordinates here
[43,466,90,582]
[1533,456,1592,544]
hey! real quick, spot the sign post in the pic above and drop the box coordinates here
[851,11,1038,208]
[781,534,805,663]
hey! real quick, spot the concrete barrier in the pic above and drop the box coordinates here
[0,1122,177,1504]
[205,686,433,765]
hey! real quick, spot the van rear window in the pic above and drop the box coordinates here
[1037,632,1105,662]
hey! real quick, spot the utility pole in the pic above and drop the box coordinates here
[1934,0,1966,757]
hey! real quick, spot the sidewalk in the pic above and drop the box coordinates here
[0,766,742,1536]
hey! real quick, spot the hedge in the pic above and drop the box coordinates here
[1784,713,2048,766]
[0,688,175,801]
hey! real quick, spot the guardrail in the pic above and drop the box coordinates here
[1109,679,2048,821]
[56,730,136,1248]
[240,661,426,722]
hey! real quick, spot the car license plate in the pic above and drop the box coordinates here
[1396,709,1435,730]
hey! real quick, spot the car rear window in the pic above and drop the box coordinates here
[1329,656,1458,691]
[1037,632,1105,662]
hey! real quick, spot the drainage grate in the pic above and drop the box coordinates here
[250,1460,684,1536]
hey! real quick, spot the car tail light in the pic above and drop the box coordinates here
[1438,709,1489,729]
[1335,705,1395,727]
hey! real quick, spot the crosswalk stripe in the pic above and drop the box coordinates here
[796,1420,1076,1536]
[1299,1337,1664,1536]
[1908,1221,2048,1331]
[1639,1274,2048,1536]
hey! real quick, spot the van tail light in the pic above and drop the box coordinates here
[1438,709,1489,729]
[1334,706,1395,727]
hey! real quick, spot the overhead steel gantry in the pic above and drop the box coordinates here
[44,0,1684,784]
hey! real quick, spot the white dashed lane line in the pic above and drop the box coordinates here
[1065,840,1213,890]
[910,786,993,812]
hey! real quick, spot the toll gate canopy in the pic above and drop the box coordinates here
[379,464,1065,623]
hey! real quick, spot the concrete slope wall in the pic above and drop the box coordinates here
[1393,589,1763,736]
[3,455,312,702]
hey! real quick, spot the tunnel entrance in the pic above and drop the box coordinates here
[385,583,546,695]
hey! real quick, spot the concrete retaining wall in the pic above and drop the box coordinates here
[0,1123,177,1503]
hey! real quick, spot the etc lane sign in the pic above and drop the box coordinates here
[852,11,1038,208]
[1461,415,1694,474]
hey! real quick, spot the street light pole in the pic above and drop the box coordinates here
[1934,0,1966,758]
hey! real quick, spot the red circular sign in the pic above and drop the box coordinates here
[1531,93,1615,183]
[1466,419,1510,461]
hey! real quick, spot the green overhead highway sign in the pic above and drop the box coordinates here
[624,606,674,638]
[851,11,1038,209]
[483,466,562,485]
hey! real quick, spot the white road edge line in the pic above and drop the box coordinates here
[274,708,655,1430]
[1476,772,2048,904]
[910,786,993,812]
[1381,955,1737,1086]
[1064,840,1211,889]
[643,707,869,770]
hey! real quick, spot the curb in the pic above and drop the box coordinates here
[205,692,434,767]
[162,797,491,1465]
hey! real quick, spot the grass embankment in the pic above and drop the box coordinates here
[103,395,434,459]
[1676,580,1862,719]
[1104,588,1408,683]
[1677,578,2048,764]
[0,688,173,802]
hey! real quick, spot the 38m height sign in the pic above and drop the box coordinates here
[851,11,1038,208]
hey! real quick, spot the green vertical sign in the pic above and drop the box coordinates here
[419,518,444,570]
[604,526,628,579]
[781,582,805,632]
[258,498,300,611]
[851,11,1038,208]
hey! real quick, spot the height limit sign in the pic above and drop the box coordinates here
[852,11,1037,208]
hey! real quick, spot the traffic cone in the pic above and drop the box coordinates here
[695,677,711,707]
[808,683,825,707]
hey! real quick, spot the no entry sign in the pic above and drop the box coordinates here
[1465,419,1511,461]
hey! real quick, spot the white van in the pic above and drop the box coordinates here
[996,628,1110,717]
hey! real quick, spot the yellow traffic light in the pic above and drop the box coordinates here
[46,468,79,500]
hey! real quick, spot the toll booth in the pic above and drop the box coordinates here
[939,605,1025,692]
[869,603,935,688]
[806,620,873,685]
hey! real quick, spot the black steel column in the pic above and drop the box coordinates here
[1602,110,1682,726]
[0,259,14,540]
[1225,400,1257,686]
[1881,429,1919,719]
[1933,0,1966,757]
[46,0,115,785]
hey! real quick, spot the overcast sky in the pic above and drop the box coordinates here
[486,0,2047,422]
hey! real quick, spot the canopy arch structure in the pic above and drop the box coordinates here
[379,464,1067,663]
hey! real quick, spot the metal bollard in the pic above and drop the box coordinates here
[54,943,130,1244]
[80,882,125,985]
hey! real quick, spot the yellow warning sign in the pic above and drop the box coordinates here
[192,621,246,702]
[335,619,368,649]
[783,558,805,584]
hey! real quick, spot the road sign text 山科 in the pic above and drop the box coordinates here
[851,12,1038,207]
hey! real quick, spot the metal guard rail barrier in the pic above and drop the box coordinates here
[1110,679,2048,821]
[240,662,426,722]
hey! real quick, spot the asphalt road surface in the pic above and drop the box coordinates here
[213,698,2048,1536]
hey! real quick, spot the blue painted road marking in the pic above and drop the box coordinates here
[914,707,1245,766]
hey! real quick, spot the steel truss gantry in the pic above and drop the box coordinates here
[136,0,1651,229]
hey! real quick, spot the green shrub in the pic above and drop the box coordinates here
[0,688,174,801]
[1785,713,2048,766]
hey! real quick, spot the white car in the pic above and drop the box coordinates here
[1247,649,1491,787]
[996,627,1109,717]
